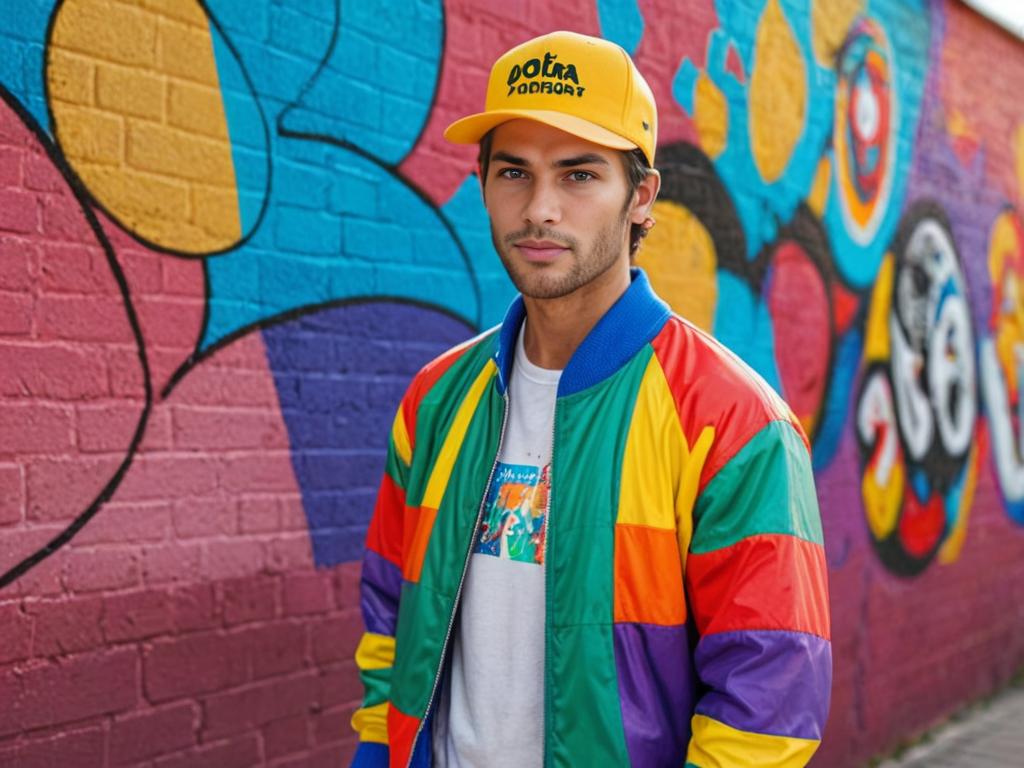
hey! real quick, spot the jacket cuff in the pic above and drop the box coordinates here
[351,741,389,768]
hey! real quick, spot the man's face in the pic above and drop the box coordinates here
[483,120,643,300]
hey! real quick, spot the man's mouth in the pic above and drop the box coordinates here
[514,240,569,262]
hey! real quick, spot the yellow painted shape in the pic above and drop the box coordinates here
[862,450,903,540]
[391,406,413,467]
[749,0,807,183]
[351,701,389,744]
[355,632,396,672]
[694,71,728,159]
[421,362,497,510]
[939,442,979,565]
[864,252,895,361]
[687,714,820,767]
[807,157,832,217]
[635,200,718,332]
[989,211,1024,397]
[49,0,242,255]
[811,0,864,67]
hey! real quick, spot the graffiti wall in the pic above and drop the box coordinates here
[1,0,1022,765]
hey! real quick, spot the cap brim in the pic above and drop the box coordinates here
[444,109,637,152]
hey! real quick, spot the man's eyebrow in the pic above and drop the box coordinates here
[554,153,609,168]
[491,150,529,166]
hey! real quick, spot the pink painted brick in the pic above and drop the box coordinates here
[153,734,261,768]
[319,662,361,709]
[0,236,36,290]
[38,194,92,243]
[279,494,308,532]
[0,290,31,336]
[74,500,171,545]
[141,541,202,585]
[283,571,334,617]
[0,462,24,525]
[0,341,109,400]
[114,247,163,294]
[0,402,74,457]
[75,401,146,454]
[172,496,236,539]
[25,454,124,522]
[334,560,361,608]
[66,546,141,593]
[0,526,64,579]
[311,615,362,666]
[0,146,23,186]
[265,533,314,574]
[36,294,134,344]
[169,583,219,632]
[12,545,65,598]
[137,406,173,453]
[102,588,174,643]
[311,705,348,747]
[0,188,38,233]
[0,725,107,768]
[221,575,280,627]
[117,453,220,503]
[201,671,319,741]
[271,742,345,768]
[159,256,204,296]
[143,630,248,703]
[236,621,308,681]
[264,714,310,760]
[238,495,280,534]
[172,404,286,452]
[107,346,147,398]
[218,452,299,494]
[134,296,206,348]
[27,595,105,657]
[0,602,33,664]
[202,537,266,581]
[109,702,197,765]
[1,647,139,736]
[37,241,118,295]
[23,150,66,193]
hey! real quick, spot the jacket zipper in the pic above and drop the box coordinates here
[405,389,511,768]
[542,399,557,768]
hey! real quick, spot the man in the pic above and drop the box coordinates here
[351,31,831,768]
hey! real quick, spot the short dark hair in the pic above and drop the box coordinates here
[477,131,653,257]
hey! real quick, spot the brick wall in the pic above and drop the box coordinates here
[1,1,1023,766]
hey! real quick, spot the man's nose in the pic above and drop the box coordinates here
[523,179,561,226]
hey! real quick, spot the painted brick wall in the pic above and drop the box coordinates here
[1,1,1023,766]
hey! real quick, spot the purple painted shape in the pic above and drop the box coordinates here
[694,629,832,741]
[361,548,402,635]
[262,301,473,567]
[613,622,695,768]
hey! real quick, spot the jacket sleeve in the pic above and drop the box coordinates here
[683,418,832,768]
[350,405,413,767]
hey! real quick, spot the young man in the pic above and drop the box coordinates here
[351,31,831,768]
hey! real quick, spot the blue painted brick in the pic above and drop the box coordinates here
[274,206,341,254]
[269,4,333,61]
[328,172,377,217]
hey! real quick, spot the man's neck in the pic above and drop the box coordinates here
[520,259,631,370]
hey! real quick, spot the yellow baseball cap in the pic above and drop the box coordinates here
[444,31,658,166]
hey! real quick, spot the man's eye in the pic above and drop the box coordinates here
[499,168,526,179]
[568,171,594,182]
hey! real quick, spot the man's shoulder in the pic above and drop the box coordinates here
[405,325,500,404]
[651,314,807,464]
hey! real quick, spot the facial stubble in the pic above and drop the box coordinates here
[491,201,633,300]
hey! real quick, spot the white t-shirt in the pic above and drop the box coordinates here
[432,325,561,767]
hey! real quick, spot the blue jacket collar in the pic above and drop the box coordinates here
[494,268,671,397]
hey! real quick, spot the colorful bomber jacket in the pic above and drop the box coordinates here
[351,270,832,767]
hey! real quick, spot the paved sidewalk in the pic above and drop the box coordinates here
[876,684,1024,767]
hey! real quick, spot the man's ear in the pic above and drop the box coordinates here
[629,169,661,224]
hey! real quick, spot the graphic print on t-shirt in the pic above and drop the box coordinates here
[476,462,549,565]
